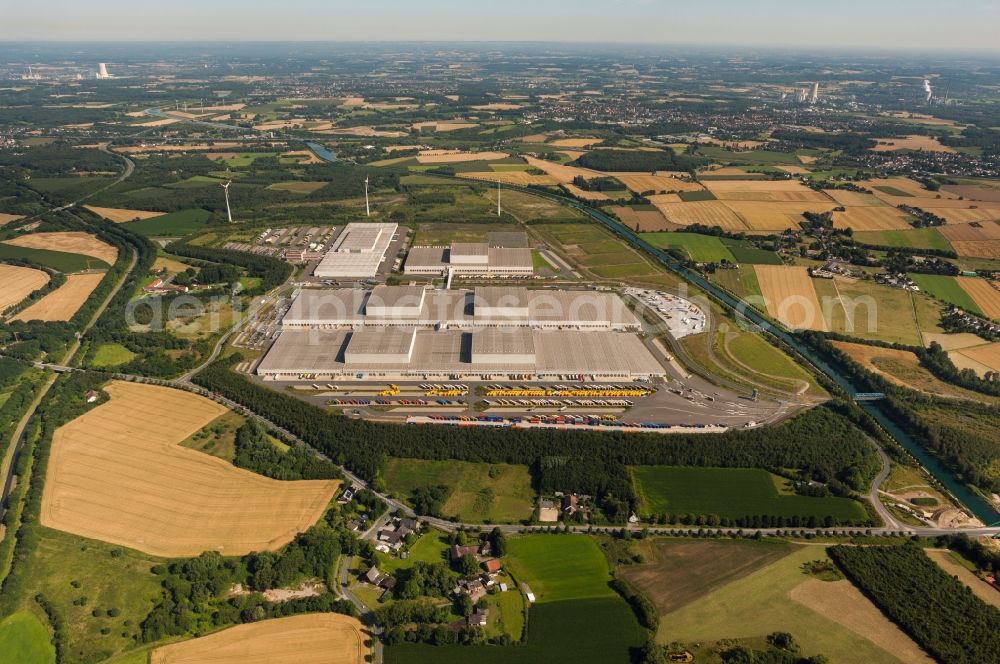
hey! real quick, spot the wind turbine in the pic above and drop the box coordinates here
[221,181,233,223]
[497,180,501,217]
[364,176,370,217]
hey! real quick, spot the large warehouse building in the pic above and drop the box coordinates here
[256,285,666,380]
[313,222,398,278]
[404,241,533,277]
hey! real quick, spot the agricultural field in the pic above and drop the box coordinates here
[630,467,866,521]
[661,544,933,663]
[2,231,117,265]
[0,264,49,313]
[871,135,957,153]
[853,227,952,252]
[150,614,369,664]
[641,232,735,263]
[938,221,1000,258]
[711,265,763,301]
[949,341,1000,377]
[383,458,535,523]
[89,342,137,368]
[0,212,22,225]
[611,205,670,232]
[648,200,746,231]
[505,535,616,603]
[415,150,509,164]
[13,272,104,322]
[83,205,165,223]
[908,274,982,314]
[956,276,1000,319]
[817,278,927,346]
[754,265,828,331]
[621,539,795,613]
[701,179,832,202]
[721,239,782,264]
[534,223,681,287]
[724,201,836,232]
[41,381,339,557]
[124,208,213,236]
[0,244,109,273]
[0,612,54,664]
[612,172,703,194]
[387,535,643,663]
[926,550,1000,610]
[832,206,913,231]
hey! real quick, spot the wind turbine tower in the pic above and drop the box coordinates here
[364,176,370,217]
[221,181,233,223]
[497,180,501,217]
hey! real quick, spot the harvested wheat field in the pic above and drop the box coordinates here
[563,183,611,201]
[522,155,604,183]
[415,150,509,164]
[411,121,479,132]
[41,381,339,557]
[613,172,704,194]
[317,127,407,138]
[0,212,21,225]
[824,189,886,207]
[939,222,1000,258]
[872,135,957,153]
[612,206,672,232]
[4,231,118,265]
[777,165,810,175]
[150,613,368,664]
[703,180,831,203]
[723,201,836,232]
[13,272,104,322]
[832,206,913,231]
[954,342,1000,374]
[957,277,1000,319]
[459,171,558,186]
[650,200,747,231]
[470,102,523,111]
[789,578,934,664]
[920,206,1000,225]
[867,177,953,199]
[754,265,827,331]
[549,137,603,148]
[923,332,987,351]
[0,264,49,313]
[115,142,241,154]
[941,185,1000,203]
[84,205,165,223]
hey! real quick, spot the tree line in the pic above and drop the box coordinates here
[830,543,1000,664]
[194,355,880,517]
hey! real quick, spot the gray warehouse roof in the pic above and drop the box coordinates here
[471,328,535,356]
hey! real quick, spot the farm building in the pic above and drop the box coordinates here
[257,285,665,381]
[404,240,533,277]
[313,222,398,278]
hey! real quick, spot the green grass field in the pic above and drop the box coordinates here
[853,228,952,252]
[660,545,915,663]
[721,239,783,265]
[908,273,982,314]
[0,612,54,664]
[12,528,162,664]
[640,232,736,263]
[386,534,642,664]
[377,532,450,574]
[0,243,110,272]
[123,208,211,236]
[873,185,913,197]
[630,467,867,521]
[816,278,926,346]
[166,175,226,189]
[383,458,535,523]
[504,535,614,603]
[536,223,675,285]
[90,343,136,368]
[385,597,644,664]
[711,265,763,301]
[723,331,826,396]
[221,152,278,167]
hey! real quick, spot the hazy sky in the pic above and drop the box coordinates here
[4,0,999,52]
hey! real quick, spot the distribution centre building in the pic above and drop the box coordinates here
[313,222,398,278]
[404,241,533,277]
[256,285,666,380]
